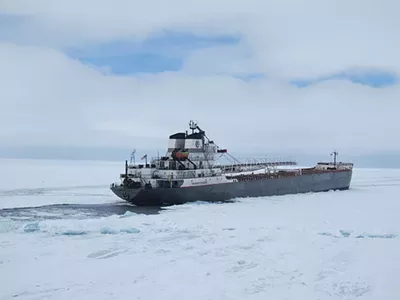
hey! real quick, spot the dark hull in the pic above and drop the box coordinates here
[110,169,353,206]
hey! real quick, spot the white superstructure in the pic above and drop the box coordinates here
[113,120,298,189]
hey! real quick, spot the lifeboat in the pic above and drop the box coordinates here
[174,151,189,160]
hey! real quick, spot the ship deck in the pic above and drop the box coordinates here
[226,167,350,182]
[219,160,297,171]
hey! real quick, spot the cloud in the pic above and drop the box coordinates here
[2,0,400,79]
[0,0,399,160]
[1,42,399,157]
[181,44,263,76]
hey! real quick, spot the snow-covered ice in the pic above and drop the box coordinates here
[0,158,399,299]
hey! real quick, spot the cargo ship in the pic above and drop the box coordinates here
[110,120,353,206]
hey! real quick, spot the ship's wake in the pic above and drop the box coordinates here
[0,184,109,197]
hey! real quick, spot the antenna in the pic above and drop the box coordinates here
[330,150,338,166]
[130,149,136,165]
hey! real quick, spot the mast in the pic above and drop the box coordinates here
[130,149,136,165]
[331,150,338,166]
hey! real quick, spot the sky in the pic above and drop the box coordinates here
[0,0,399,166]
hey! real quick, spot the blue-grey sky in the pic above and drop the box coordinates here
[0,0,399,165]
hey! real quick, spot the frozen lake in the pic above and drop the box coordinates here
[0,158,399,299]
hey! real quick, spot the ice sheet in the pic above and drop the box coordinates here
[0,159,399,299]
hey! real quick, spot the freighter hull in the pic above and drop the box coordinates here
[110,169,352,206]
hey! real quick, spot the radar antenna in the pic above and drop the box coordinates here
[189,120,197,133]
